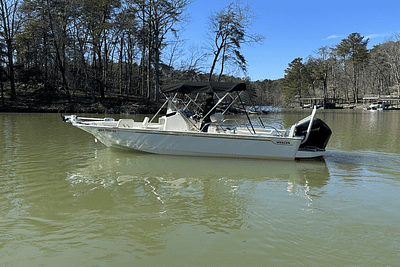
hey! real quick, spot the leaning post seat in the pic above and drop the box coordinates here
[210,113,224,123]
[117,119,134,128]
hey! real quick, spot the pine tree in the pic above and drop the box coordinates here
[334,32,369,103]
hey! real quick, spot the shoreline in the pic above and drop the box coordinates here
[0,88,162,114]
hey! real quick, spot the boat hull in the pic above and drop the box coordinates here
[76,125,306,160]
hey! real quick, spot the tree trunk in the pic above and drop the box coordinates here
[6,39,16,100]
[1,75,4,109]
[217,45,227,82]
[154,19,160,102]
[119,35,123,94]
[209,45,224,82]
[103,33,108,98]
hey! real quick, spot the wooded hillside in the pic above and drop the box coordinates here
[0,1,399,112]
[0,0,271,112]
[282,33,400,106]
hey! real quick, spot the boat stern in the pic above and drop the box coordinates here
[295,147,326,159]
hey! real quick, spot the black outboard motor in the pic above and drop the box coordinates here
[295,118,332,149]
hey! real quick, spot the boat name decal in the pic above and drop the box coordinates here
[98,128,117,133]
[275,141,291,145]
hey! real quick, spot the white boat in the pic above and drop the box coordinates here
[62,82,332,160]
[364,101,389,111]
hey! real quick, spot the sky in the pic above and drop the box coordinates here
[181,0,400,81]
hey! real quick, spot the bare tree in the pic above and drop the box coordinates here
[133,0,191,101]
[378,36,400,96]
[0,0,21,100]
[207,0,264,82]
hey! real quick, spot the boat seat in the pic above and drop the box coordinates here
[117,119,134,128]
[158,117,166,125]
[210,113,224,123]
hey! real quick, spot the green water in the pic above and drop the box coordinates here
[1,110,399,266]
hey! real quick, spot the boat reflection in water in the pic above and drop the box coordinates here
[67,147,330,189]
[65,147,330,243]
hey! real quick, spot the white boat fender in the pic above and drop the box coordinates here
[142,117,150,127]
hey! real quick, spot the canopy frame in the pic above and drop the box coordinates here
[151,82,259,134]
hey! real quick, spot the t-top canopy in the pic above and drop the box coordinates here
[161,81,246,94]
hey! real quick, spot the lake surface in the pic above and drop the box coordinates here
[1,110,400,266]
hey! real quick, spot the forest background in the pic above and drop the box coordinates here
[1,0,400,113]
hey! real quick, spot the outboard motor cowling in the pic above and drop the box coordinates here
[295,118,332,149]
